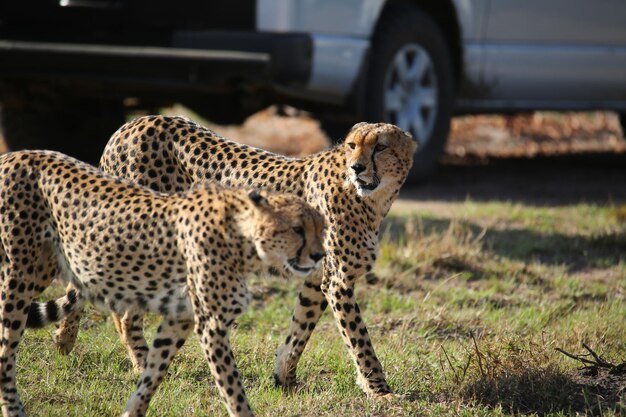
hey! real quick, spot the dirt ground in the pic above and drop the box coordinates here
[161,104,331,157]
[2,111,625,205]
[447,112,624,158]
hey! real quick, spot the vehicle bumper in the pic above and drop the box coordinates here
[0,31,312,93]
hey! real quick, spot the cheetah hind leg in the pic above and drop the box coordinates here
[196,320,255,417]
[122,317,193,417]
[0,263,42,417]
[0,249,27,417]
[53,283,84,355]
[112,311,149,373]
[54,289,149,371]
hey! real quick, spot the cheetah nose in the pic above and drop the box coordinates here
[310,252,326,263]
[351,164,366,174]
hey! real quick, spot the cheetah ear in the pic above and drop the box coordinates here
[399,129,419,153]
[342,122,368,143]
[350,122,368,131]
[248,190,270,209]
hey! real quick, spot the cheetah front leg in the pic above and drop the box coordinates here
[325,276,392,397]
[122,317,192,417]
[195,318,254,417]
[273,271,327,388]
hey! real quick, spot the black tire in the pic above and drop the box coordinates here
[1,95,124,165]
[365,6,455,182]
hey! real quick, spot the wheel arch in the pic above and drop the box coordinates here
[372,0,463,91]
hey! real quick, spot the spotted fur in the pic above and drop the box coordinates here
[56,116,417,397]
[0,150,325,417]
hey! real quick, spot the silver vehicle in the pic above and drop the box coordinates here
[258,0,626,179]
[2,0,626,179]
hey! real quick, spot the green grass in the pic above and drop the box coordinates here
[16,200,626,416]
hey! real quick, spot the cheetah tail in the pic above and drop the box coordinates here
[26,289,80,329]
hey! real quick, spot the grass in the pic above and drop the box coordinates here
[16,199,626,416]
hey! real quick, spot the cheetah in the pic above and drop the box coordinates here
[56,116,417,397]
[0,150,325,417]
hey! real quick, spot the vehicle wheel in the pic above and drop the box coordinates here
[0,95,124,165]
[365,6,455,182]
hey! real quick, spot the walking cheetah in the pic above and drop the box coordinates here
[57,117,417,397]
[0,150,325,417]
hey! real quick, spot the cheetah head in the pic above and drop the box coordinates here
[246,191,326,277]
[344,122,418,197]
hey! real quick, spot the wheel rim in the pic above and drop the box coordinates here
[383,44,438,146]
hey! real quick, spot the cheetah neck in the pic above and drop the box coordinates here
[176,138,399,224]
[293,146,402,226]
[174,136,307,194]
[224,194,265,275]
[311,147,400,223]
[176,186,264,276]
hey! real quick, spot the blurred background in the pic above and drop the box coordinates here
[1,0,626,186]
[1,3,626,415]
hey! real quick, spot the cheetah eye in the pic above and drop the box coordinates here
[293,226,304,236]
[346,142,356,150]
[374,143,388,153]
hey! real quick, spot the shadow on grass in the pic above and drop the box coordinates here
[401,153,626,205]
[482,228,626,273]
[381,216,626,273]
[462,366,626,416]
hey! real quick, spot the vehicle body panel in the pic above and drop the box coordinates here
[452,0,490,104]
[484,0,626,45]
[468,0,626,110]
[453,0,489,41]
[257,0,385,36]
[306,35,369,99]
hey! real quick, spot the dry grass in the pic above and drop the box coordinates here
[448,111,626,159]
[160,104,330,157]
[459,338,624,416]
[15,199,626,416]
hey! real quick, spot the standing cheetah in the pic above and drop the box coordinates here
[0,150,325,417]
[57,117,417,397]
